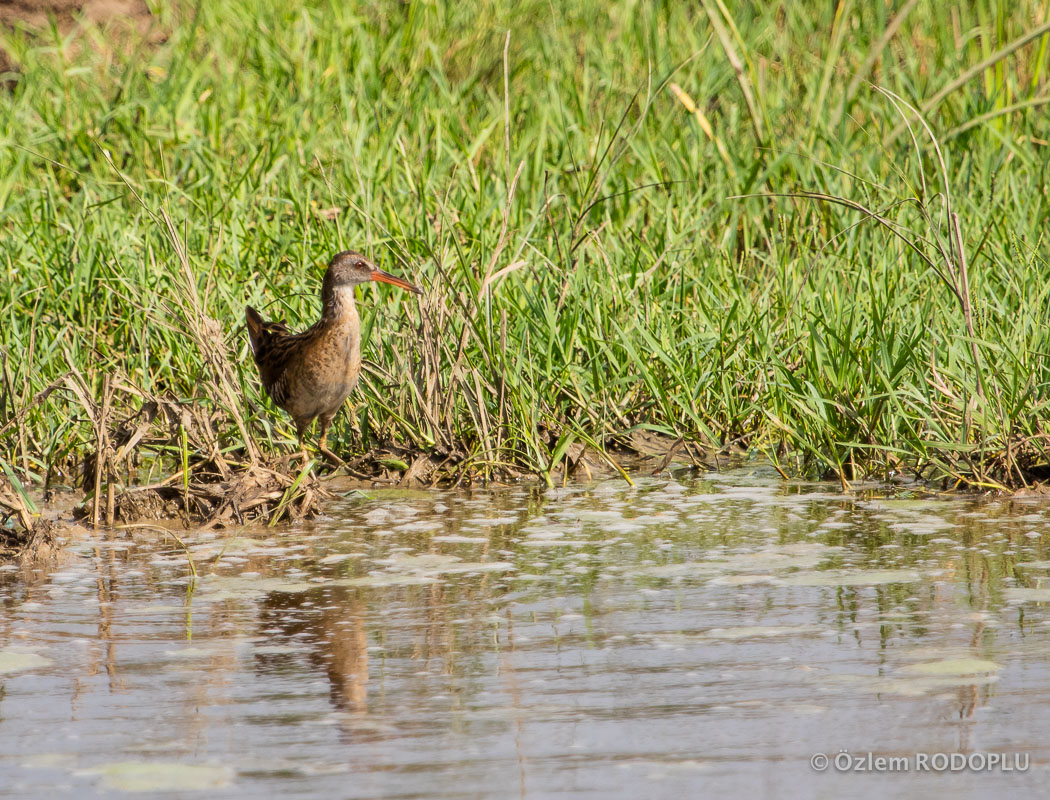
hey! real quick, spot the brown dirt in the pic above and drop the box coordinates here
[0,518,55,560]
[0,0,148,28]
[0,0,154,84]
[1,473,57,562]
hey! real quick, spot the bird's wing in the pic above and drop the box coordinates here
[266,362,292,408]
[264,319,291,334]
[251,323,311,410]
[245,305,292,355]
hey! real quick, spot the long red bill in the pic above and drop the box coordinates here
[370,269,423,294]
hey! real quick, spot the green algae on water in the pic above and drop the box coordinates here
[780,569,922,587]
[0,651,52,674]
[80,762,234,792]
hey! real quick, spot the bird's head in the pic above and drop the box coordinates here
[326,251,422,294]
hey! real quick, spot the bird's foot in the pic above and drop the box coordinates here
[318,443,347,468]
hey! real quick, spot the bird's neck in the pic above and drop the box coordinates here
[321,284,359,325]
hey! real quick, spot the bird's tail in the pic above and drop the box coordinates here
[245,305,266,358]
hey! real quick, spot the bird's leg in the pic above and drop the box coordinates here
[294,420,311,463]
[317,415,346,467]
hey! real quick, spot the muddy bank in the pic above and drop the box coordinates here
[0,420,708,564]
[0,493,54,562]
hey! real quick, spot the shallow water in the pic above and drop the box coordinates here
[2,468,1049,798]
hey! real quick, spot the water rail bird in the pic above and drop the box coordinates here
[245,250,422,464]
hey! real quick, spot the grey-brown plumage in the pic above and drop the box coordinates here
[246,250,421,463]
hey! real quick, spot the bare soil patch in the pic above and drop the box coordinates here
[0,0,149,28]
[0,0,154,82]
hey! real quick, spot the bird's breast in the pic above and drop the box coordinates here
[299,317,361,406]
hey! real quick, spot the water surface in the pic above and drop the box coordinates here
[1,469,1049,798]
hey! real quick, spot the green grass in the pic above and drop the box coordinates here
[2,0,1050,493]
